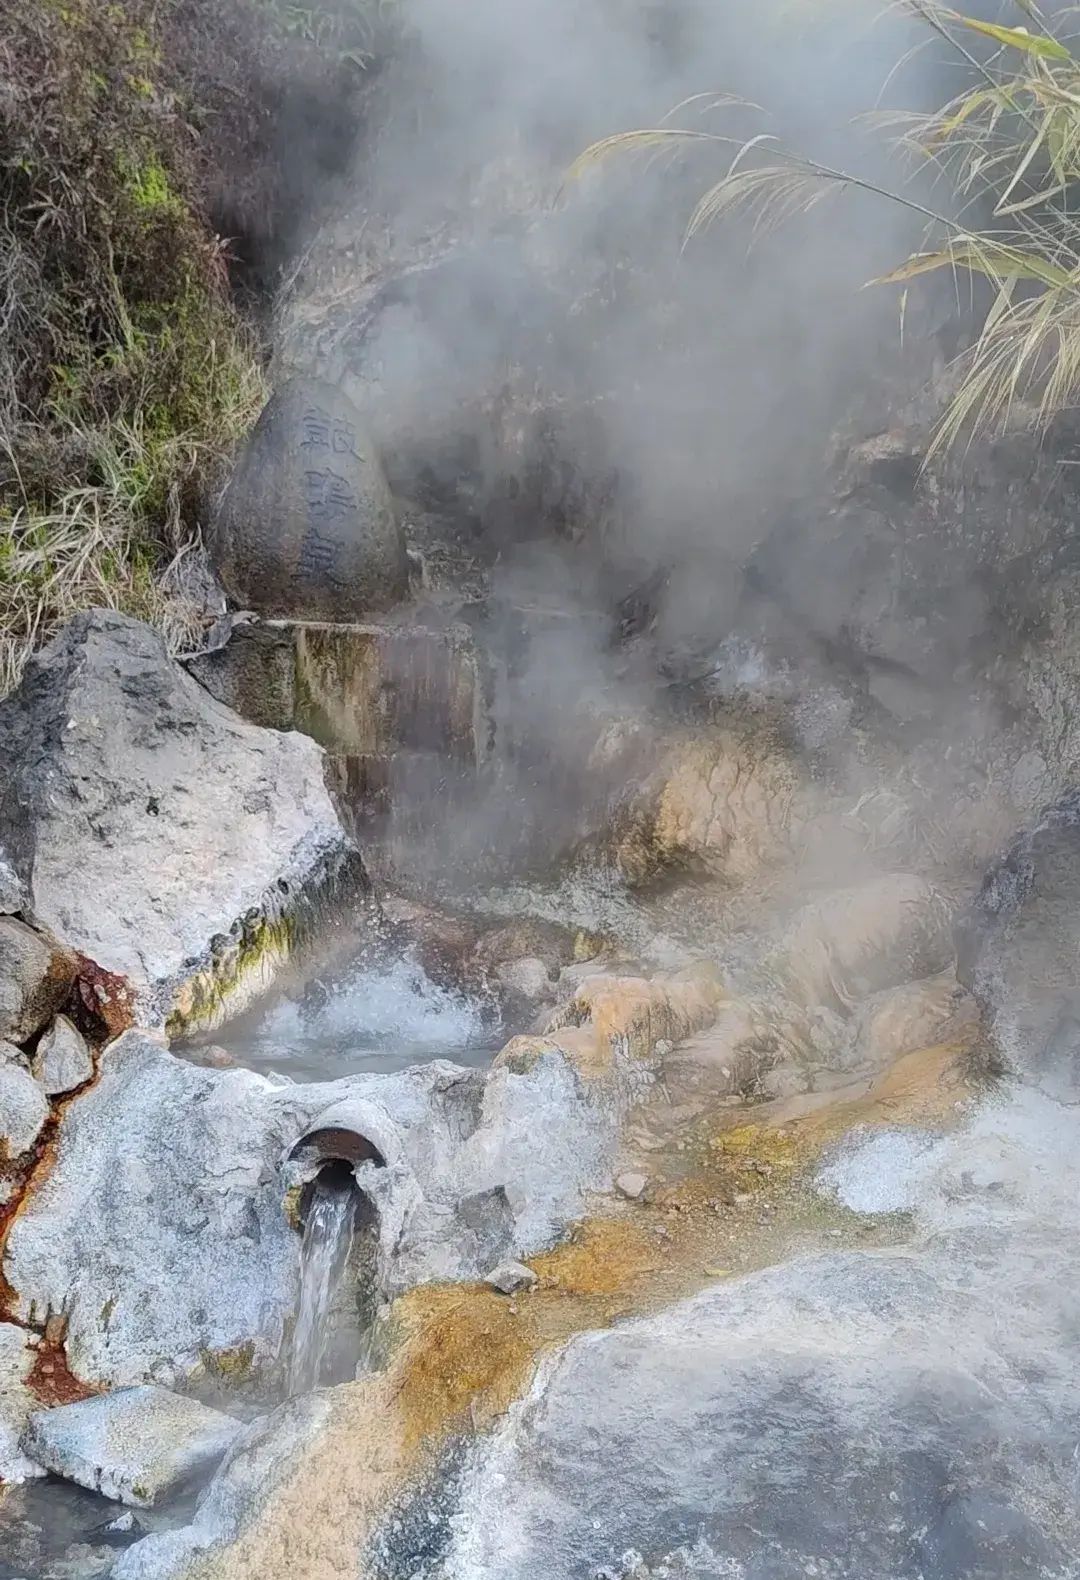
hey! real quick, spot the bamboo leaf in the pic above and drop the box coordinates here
[951,16,1072,62]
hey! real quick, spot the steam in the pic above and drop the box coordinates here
[271,0,1029,879]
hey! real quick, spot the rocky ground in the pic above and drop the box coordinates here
[0,521,1077,1579]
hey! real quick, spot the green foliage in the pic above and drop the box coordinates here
[570,2,1080,456]
[0,0,269,691]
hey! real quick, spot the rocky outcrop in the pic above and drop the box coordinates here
[1,1029,621,1388]
[210,378,408,621]
[112,1087,1080,1580]
[610,725,810,885]
[409,1093,1080,1580]
[772,874,954,1013]
[0,611,369,1032]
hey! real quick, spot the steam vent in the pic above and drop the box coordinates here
[6,2,1080,1579]
[210,377,408,621]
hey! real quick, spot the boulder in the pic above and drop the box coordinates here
[772,874,954,1013]
[956,789,1080,1100]
[210,378,407,621]
[0,611,368,1031]
[841,974,977,1072]
[21,1386,243,1508]
[0,917,76,1044]
[0,1063,49,1160]
[0,1322,43,1484]
[32,1014,93,1096]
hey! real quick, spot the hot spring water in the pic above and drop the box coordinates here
[288,1172,364,1396]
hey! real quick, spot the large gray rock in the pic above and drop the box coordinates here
[0,1062,49,1160]
[21,1386,243,1508]
[0,611,368,1031]
[0,1322,43,1484]
[2,1029,619,1388]
[0,916,76,1044]
[210,378,407,621]
[957,789,1080,1100]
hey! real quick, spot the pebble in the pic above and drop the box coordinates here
[615,1172,649,1201]
[484,1260,538,1295]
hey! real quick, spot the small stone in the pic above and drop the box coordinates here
[104,1511,140,1535]
[484,1261,538,1296]
[0,1064,50,1158]
[615,1172,649,1201]
[21,1385,244,1509]
[32,1016,93,1096]
[654,1039,674,1057]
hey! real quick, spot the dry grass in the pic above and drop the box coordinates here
[569,3,1080,455]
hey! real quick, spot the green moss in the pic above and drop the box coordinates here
[202,1340,257,1385]
[121,153,185,218]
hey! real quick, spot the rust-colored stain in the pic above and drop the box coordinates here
[25,1332,99,1406]
[73,953,137,1041]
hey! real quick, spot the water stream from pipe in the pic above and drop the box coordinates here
[289,1173,357,1396]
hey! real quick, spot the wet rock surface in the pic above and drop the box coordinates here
[210,378,407,622]
[22,1387,243,1510]
[0,1323,41,1484]
[0,611,367,1031]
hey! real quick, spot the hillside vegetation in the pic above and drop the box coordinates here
[0,0,387,691]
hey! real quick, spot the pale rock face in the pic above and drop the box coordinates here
[0,610,367,1030]
[422,1091,1080,1580]
[21,1386,243,1508]
[32,1014,93,1096]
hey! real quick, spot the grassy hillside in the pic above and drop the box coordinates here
[0,0,386,691]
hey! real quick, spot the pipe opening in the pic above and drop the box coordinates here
[291,1126,387,1171]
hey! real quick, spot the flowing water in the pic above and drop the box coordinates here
[288,1174,359,1396]
[192,953,498,1082]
